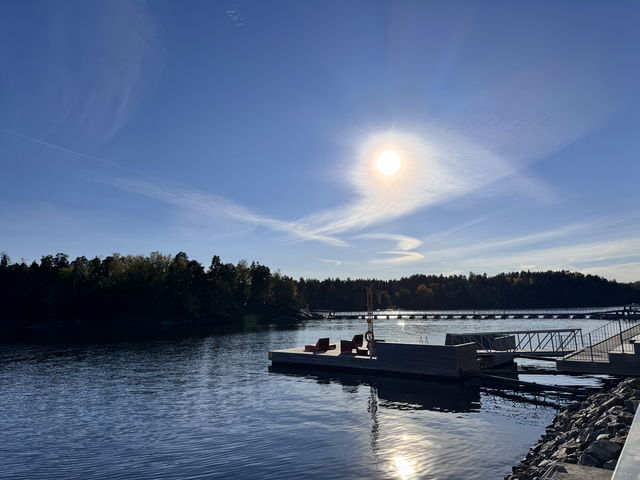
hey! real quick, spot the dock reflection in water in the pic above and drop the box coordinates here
[270,365,482,413]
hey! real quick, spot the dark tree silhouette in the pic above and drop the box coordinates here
[0,252,638,339]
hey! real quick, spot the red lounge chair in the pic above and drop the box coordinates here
[340,334,365,354]
[304,338,336,352]
[340,340,355,354]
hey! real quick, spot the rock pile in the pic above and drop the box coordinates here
[506,377,640,480]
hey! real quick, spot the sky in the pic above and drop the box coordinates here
[1,0,639,282]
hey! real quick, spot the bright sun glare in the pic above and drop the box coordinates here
[376,150,401,176]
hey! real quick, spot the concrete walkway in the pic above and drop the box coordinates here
[546,463,612,479]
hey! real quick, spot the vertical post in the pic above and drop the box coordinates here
[590,332,594,362]
[366,286,374,357]
[619,320,624,353]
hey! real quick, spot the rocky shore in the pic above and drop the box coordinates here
[507,377,640,480]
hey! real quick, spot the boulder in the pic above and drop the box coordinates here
[601,396,622,411]
[602,459,617,470]
[618,412,635,426]
[578,452,601,467]
[625,377,640,389]
[607,422,628,436]
[566,402,581,412]
[578,427,594,443]
[623,399,638,414]
[609,436,626,447]
[582,440,622,463]
[537,459,552,469]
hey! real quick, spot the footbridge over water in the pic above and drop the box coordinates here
[321,305,640,321]
[445,328,583,357]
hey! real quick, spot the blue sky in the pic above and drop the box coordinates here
[1,0,639,281]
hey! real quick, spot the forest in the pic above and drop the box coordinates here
[1,252,639,332]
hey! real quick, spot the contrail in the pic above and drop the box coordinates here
[1,128,147,177]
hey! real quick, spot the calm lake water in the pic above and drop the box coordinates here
[0,317,612,480]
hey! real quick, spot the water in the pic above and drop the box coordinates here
[0,317,612,480]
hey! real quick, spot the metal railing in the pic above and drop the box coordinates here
[446,329,583,353]
[324,304,640,318]
[564,319,640,362]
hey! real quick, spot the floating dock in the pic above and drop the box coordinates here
[269,341,479,378]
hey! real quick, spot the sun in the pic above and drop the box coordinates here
[376,150,401,176]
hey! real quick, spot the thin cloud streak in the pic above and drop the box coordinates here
[3,129,350,247]
[581,263,640,283]
[422,215,640,265]
[2,2,160,146]
[113,178,349,247]
[1,129,139,174]
[374,250,425,264]
[424,222,599,262]
[354,232,424,264]
[320,259,342,266]
[354,233,422,251]
[457,236,640,276]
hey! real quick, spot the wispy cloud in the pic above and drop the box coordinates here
[425,222,598,263]
[448,57,633,166]
[112,178,349,247]
[354,232,425,264]
[1,129,138,173]
[354,233,422,251]
[1,2,160,146]
[429,233,640,283]
[581,263,640,283]
[423,215,640,265]
[319,258,342,266]
[225,6,245,27]
[303,128,516,236]
[376,250,426,264]
[470,236,640,270]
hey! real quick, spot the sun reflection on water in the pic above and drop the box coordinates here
[392,455,417,480]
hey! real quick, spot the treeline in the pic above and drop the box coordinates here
[1,252,639,330]
[0,252,302,329]
[301,271,640,310]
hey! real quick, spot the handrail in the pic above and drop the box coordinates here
[563,319,640,362]
[323,305,639,317]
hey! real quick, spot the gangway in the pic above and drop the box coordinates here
[561,318,640,363]
[445,328,583,357]
[556,318,640,375]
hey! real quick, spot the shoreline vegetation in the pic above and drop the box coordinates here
[1,251,639,341]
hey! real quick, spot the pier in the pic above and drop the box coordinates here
[319,305,640,321]
[272,305,640,379]
[269,341,478,378]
